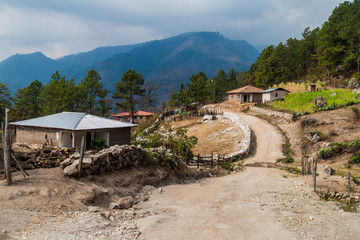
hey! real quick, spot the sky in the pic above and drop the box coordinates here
[0,0,345,61]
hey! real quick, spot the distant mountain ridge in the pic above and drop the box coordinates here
[0,31,259,101]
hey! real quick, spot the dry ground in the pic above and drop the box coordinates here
[136,110,360,240]
[1,103,360,239]
[172,116,244,156]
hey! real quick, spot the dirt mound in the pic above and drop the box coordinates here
[0,164,209,215]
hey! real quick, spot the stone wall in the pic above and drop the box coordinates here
[222,112,252,159]
[251,106,294,122]
[62,145,172,176]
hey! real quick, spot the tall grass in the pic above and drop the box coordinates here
[272,80,326,93]
[272,89,358,113]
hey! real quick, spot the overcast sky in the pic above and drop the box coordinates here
[0,0,345,61]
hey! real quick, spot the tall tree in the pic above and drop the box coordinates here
[113,69,145,123]
[226,68,238,91]
[40,71,79,115]
[138,82,160,112]
[78,69,109,114]
[11,80,43,121]
[213,70,227,101]
[0,83,11,121]
[187,72,208,104]
[98,97,113,117]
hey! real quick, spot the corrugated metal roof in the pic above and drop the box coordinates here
[226,85,264,94]
[262,88,290,93]
[10,112,136,130]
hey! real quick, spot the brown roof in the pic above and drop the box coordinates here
[226,85,264,94]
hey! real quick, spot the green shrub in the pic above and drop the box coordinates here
[317,147,333,158]
[90,138,108,150]
[349,151,360,164]
[310,129,321,137]
[282,156,294,163]
[221,161,234,171]
[346,101,356,106]
[331,142,346,154]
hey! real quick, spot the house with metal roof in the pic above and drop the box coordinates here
[226,85,264,103]
[262,88,290,103]
[10,112,136,149]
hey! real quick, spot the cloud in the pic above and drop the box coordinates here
[0,0,344,61]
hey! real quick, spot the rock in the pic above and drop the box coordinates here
[330,92,337,97]
[159,188,163,193]
[109,202,119,209]
[112,196,134,209]
[348,78,359,89]
[88,206,100,213]
[63,164,78,176]
[203,115,215,121]
[60,158,73,168]
[311,133,320,143]
[354,95,360,100]
[309,216,314,221]
[324,165,335,175]
[352,89,360,95]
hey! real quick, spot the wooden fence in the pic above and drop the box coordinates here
[186,154,230,168]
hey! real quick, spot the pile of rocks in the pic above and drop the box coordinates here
[318,190,360,203]
[62,145,175,176]
[62,145,147,176]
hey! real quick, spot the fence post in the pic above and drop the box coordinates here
[313,158,317,192]
[211,153,213,168]
[4,108,11,185]
[77,136,85,178]
[197,154,200,168]
[348,172,351,197]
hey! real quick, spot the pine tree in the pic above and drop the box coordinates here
[113,69,145,123]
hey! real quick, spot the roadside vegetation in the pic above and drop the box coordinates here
[272,89,358,114]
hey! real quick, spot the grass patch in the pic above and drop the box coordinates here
[272,89,358,114]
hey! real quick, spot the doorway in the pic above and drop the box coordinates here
[86,132,91,149]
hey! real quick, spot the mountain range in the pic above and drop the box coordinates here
[0,32,260,102]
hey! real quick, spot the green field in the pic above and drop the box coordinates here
[272,89,359,114]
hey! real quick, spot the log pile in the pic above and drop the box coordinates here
[17,148,76,169]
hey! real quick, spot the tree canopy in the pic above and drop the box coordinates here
[112,69,145,123]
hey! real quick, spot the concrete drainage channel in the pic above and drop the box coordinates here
[222,112,252,159]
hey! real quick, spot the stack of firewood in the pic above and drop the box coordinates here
[16,148,76,169]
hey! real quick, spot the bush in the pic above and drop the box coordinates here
[346,101,356,106]
[282,156,294,163]
[331,142,347,154]
[310,129,321,137]
[90,138,108,151]
[349,151,360,164]
[317,147,333,158]
[221,161,234,171]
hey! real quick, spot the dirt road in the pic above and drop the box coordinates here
[136,113,360,240]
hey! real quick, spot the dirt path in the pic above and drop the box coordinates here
[136,113,360,240]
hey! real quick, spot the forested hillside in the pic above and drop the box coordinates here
[244,0,360,88]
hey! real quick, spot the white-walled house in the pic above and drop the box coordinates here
[262,88,290,103]
[10,112,136,149]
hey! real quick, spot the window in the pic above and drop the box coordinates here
[275,93,278,98]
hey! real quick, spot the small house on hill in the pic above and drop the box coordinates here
[226,85,264,103]
[112,111,156,123]
[10,112,136,149]
[262,88,290,103]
